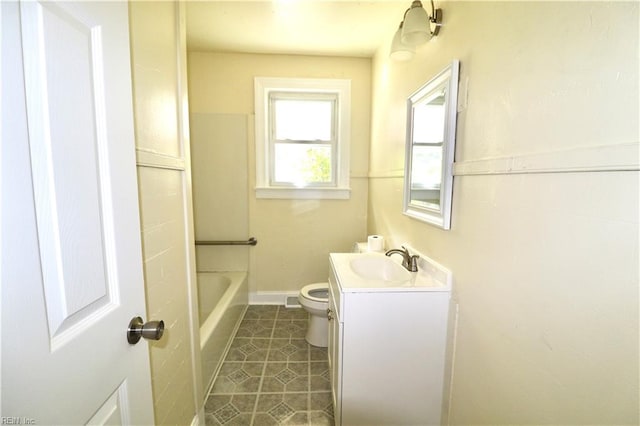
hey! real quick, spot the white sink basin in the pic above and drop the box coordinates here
[349,255,411,282]
[330,247,452,292]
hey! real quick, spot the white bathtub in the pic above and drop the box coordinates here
[197,271,248,394]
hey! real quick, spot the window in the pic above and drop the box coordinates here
[254,77,351,199]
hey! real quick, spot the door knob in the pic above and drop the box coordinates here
[127,316,164,344]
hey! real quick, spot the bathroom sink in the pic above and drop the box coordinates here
[330,248,452,292]
[349,255,411,282]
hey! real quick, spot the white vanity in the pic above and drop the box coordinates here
[327,247,453,426]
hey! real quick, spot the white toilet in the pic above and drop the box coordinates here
[298,282,329,347]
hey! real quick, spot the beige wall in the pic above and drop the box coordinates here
[190,112,250,272]
[129,2,201,424]
[187,52,371,294]
[370,1,639,424]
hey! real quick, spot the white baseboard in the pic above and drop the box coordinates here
[191,407,204,426]
[249,291,301,307]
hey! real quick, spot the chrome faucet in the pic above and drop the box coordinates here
[385,246,419,272]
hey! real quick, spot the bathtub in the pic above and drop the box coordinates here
[197,271,248,394]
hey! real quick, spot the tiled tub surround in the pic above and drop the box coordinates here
[205,305,334,425]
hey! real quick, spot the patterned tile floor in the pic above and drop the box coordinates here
[205,305,334,426]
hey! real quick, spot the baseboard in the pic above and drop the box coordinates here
[249,291,301,307]
[191,407,204,426]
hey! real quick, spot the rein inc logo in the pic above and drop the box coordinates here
[1,418,35,425]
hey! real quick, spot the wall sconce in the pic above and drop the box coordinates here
[390,21,415,61]
[390,0,442,60]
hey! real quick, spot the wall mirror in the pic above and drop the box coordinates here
[404,60,459,229]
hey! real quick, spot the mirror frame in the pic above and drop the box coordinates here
[403,60,459,229]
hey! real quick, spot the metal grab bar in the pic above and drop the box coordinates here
[195,237,258,246]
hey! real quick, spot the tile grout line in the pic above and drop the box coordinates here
[249,309,277,426]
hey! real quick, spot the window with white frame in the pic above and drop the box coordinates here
[254,77,351,199]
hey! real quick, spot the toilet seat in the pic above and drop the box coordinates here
[300,283,328,303]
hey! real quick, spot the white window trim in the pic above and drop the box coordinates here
[254,77,351,199]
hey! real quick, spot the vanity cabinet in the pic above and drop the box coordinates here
[327,252,452,426]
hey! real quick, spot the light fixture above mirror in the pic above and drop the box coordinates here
[390,21,416,62]
[390,0,442,61]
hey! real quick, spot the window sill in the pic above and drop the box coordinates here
[255,187,351,200]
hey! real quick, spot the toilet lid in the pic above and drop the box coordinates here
[301,282,329,303]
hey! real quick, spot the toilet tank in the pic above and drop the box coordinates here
[353,241,385,253]
[352,242,367,253]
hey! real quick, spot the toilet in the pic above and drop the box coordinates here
[298,243,368,347]
[298,282,329,347]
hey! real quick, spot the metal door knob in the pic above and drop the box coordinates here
[127,316,164,344]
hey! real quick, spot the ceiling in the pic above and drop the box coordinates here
[185,1,407,57]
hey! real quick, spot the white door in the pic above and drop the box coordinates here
[1,1,155,424]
